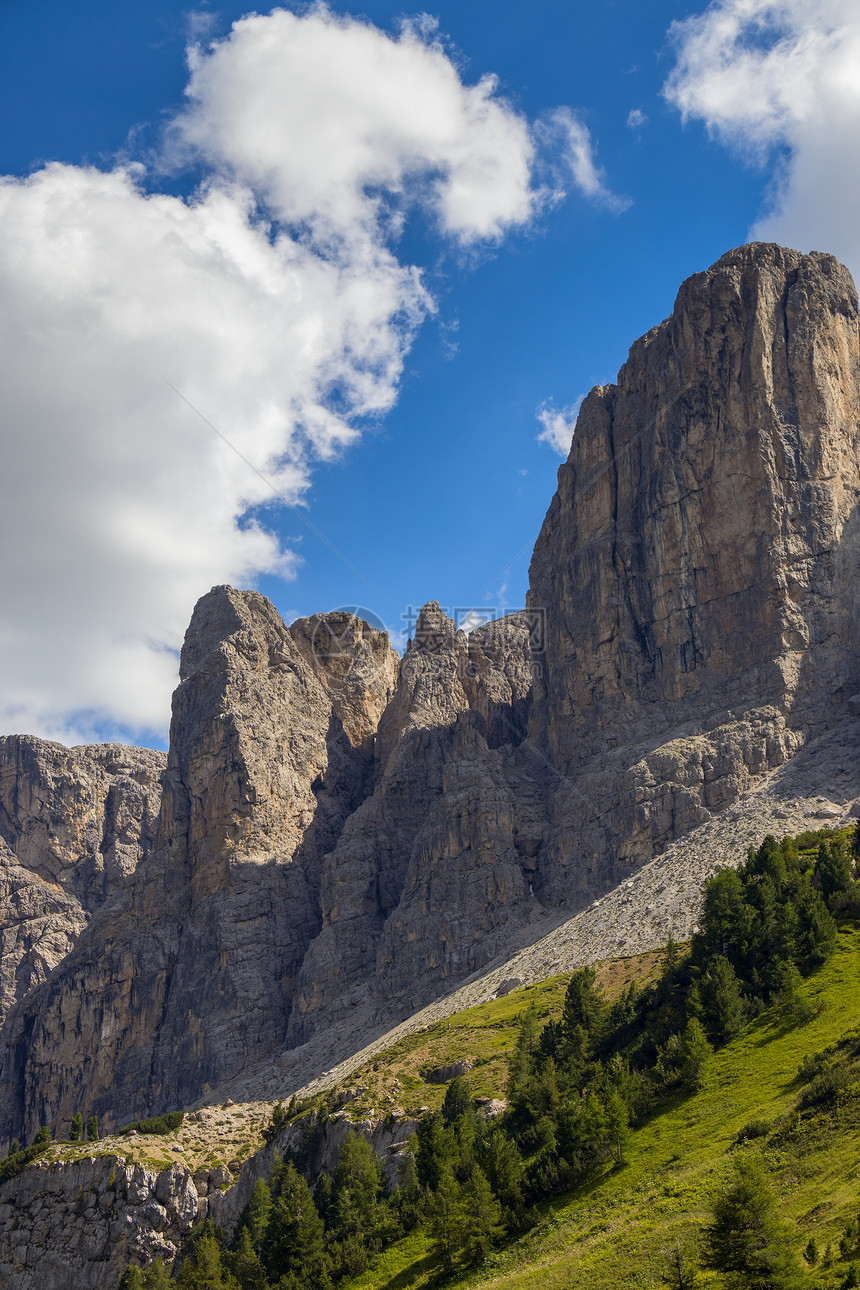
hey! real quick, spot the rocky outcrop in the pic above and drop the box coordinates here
[206,1106,418,1238]
[0,589,398,1146]
[3,242,860,1177]
[0,1155,200,1290]
[0,739,165,1030]
[528,243,860,901]
[288,604,543,1037]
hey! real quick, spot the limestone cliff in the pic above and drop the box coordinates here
[529,243,860,901]
[0,738,165,1030]
[0,589,398,1145]
[2,242,860,1162]
[289,604,542,1037]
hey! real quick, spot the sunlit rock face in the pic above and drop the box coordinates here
[3,243,860,1153]
[529,243,860,899]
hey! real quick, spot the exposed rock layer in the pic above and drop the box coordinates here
[529,243,860,900]
[2,243,860,1162]
[0,739,165,1030]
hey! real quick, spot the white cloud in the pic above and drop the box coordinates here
[626,108,648,129]
[536,398,584,457]
[457,609,493,634]
[169,6,537,247]
[664,0,860,275]
[0,7,567,744]
[539,108,631,212]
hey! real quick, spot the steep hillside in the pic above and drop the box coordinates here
[2,243,860,1290]
[338,921,860,1290]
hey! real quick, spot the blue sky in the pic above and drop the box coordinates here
[0,0,857,747]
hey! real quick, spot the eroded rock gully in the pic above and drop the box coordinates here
[3,244,860,1288]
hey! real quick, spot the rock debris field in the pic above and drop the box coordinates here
[220,715,860,1109]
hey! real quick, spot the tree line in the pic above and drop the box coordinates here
[115,826,857,1288]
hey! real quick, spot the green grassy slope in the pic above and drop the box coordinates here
[338,949,664,1121]
[345,921,860,1290]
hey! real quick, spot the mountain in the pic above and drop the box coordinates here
[2,241,860,1159]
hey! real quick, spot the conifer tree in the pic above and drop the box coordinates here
[660,1238,698,1289]
[86,1115,99,1142]
[263,1159,328,1287]
[235,1179,272,1254]
[225,1228,267,1290]
[603,1087,630,1166]
[480,1127,525,1218]
[815,840,853,904]
[69,1112,83,1142]
[561,967,604,1065]
[852,819,860,865]
[430,1168,462,1274]
[458,1165,503,1265]
[442,1076,472,1125]
[699,956,746,1044]
[703,1152,807,1289]
[118,1269,145,1290]
[679,1017,712,1090]
[142,1260,172,1289]
[330,1134,382,1243]
[176,1221,238,1288]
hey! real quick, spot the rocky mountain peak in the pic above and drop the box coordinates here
[3,242,860,1162]
[408,601,458,653]
[531,241,860,765]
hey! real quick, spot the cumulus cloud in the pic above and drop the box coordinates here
[0,162,422,742]
[170,7,538,246]
[0,5,625,744]
[626,108,648,129]
[664,0,860,275]
[0,8,548,744]
[536,398,584,457]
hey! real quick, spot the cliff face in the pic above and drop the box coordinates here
[0,588,400,1143]
[2,243,859,1155]
[0,738,165,1031]
[289,604,542,1038]
[528,243,860,900]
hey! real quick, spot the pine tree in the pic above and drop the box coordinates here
[506,1008,541,1099]
[235,1179,272,1253]
[86,1115,99,1142]
[699,956,747,1044]
[330,1134,382,1244]
[695,869,752,965]
[263,1159,328,1287]
[561,967,604,1063]
[142,1260,172,1289]
[815,840,853,904]
[430,1168,462,1274]
[603,1087,630,1166]
[703,1152,807,1289]
[480,1127,525,1218]
[458,1165,503,1265]
[225,1228,267,1290]
[415,1112,457,1192]
[852,819,860,866]
[661,1238,698,1288]
[442,1076,472,1125]
[679,1017,712,1090]
[177,1222,238,1288]
[69,1112,83,1142]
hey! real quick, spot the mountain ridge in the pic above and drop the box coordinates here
[2,241,860,1172]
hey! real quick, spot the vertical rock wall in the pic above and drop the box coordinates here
[2,242,860,1162]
